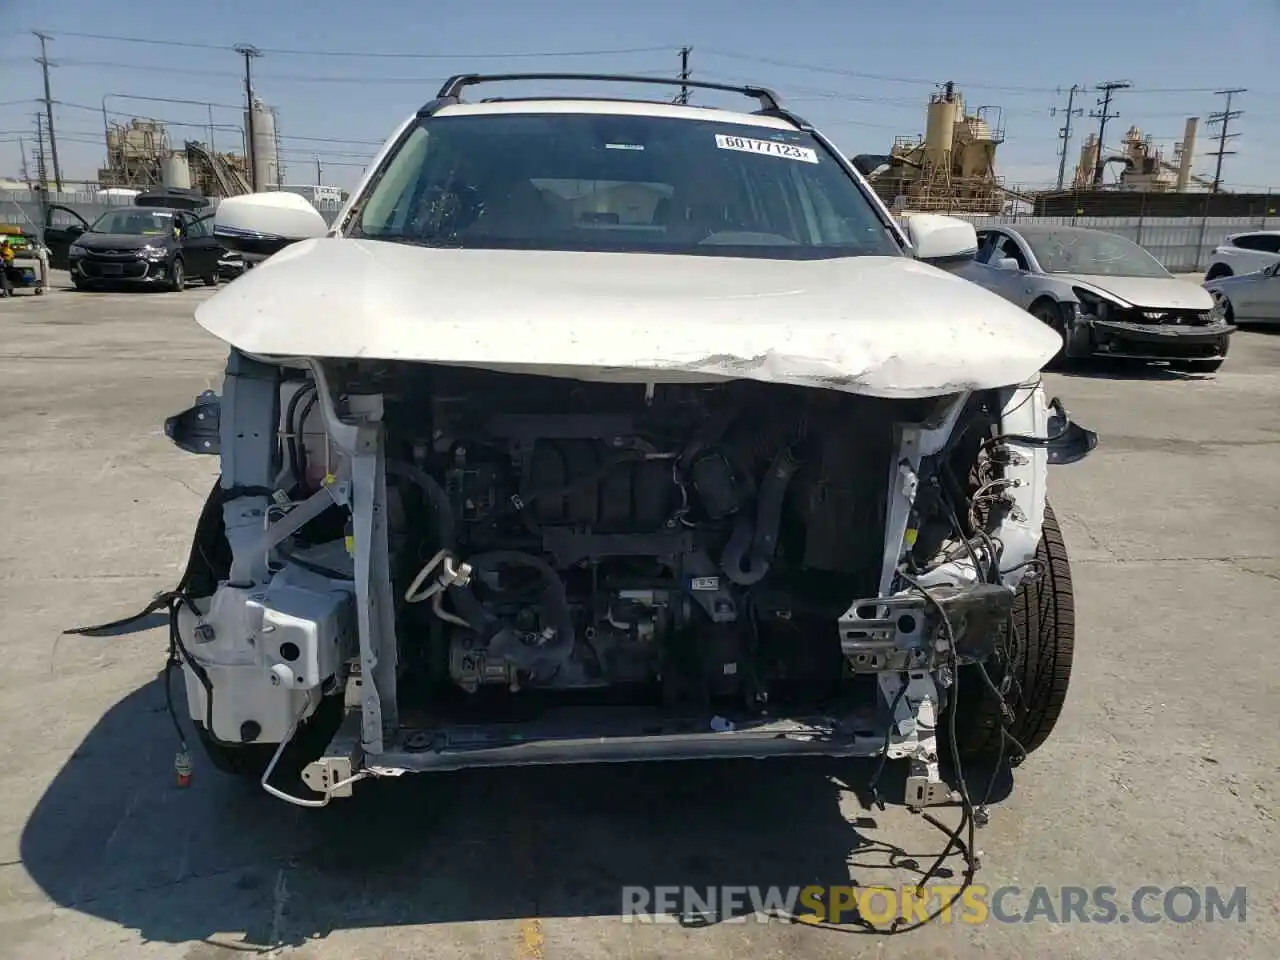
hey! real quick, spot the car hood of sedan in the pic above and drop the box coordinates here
[1057,273,1213,311]
[194,237,1063,399]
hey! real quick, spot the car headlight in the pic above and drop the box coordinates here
[68,243,87,257]
[1071,287,1109,319]
[140,244,168,259]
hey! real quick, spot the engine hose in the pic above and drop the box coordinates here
[720,513,769,586]
[386,459,456,549]
[466,550,575,651]
[750,446,800,559]
[719,446,799,586]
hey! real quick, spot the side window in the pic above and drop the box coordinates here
[186,217,209,239]
[1231,234,1280,253]
[974,231,996,263]
[996,236,1029,270]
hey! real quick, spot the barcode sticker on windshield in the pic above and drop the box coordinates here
[715,134,818,163]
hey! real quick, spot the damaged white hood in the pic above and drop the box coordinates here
[195,238,1062,399]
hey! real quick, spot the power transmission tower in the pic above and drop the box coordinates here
[1089,80,1130,186]
[676,46,691,104]
[18,136,30,187]
[234,43,263,190]
[1205,88,1245,194]
[34,112,48,187]
[33,31,62,191]
[1051,85,1084,190]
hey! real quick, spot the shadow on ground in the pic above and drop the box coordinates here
[1056,358,1213,382]
[21,679,1011,950]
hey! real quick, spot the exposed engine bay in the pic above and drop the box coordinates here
[153,349,1090,809]
[279,363,989,709]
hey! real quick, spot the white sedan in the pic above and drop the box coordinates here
[958,223,1233,371]
[1204,260,1280,325]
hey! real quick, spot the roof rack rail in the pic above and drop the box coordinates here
[433,73,783,113]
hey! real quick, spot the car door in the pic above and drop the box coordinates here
[972,230,1032,305]
[43,204,91,270]
[181,214,221,279]
[1225,233,1280,275]
[1254,262,1280,321]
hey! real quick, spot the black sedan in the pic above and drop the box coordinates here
[66,204,224,292]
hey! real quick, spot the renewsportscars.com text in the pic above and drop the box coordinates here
[620,884,1248,926]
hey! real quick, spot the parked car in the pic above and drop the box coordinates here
[1204,260,1280,325]
[1204,230,1280,281]
[958,224,1232,371]
[93,74,1097,811]
[51,188,225,291]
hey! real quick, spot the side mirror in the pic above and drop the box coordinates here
[903,213,978,267]
[993,256,1021,271]
[213,191,328,261]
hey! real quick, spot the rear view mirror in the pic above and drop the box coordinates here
[213,191,328,261]
[903,214,978,268]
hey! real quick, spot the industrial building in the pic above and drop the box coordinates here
[95,99,283,199]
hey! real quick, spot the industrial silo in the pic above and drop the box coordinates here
[245,98,280,190]
[161,151,192,189]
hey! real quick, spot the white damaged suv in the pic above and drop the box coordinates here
[125,74,1097,809]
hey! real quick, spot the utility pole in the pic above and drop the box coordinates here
[34,112,48,187]
[677,46,691,104]
[1205,88,1245,194]
[315,156,322,186]
[33,31,62,191]
[1089,80,1130,186]
[1051,84,1084,190]
[233,44,262,190]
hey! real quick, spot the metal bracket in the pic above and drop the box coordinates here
[164,390,221,455]
[880,672,954,809]
[301,711,364,799]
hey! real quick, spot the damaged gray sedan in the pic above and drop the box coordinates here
[118,74,1097,812]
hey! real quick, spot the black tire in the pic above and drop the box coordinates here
[955,501,1075,760]
[34,287,44,295]
[1204,265,1232,281]
[193,692,344,784]
[1029,298,1070,366]
[202,273,218,287]
[168,257,185,292]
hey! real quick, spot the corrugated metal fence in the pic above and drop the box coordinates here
[3,190,1273,273]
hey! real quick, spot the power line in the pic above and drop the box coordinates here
[1205,88,1245,194]
[39,30,672,60]
[1050,85,1085,190]
[33,31,63,190]
[1089,80,1130,186]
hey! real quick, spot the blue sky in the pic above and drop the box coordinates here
[2,0,1278,193]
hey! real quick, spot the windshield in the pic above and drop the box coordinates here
[89,209,176,236]
[350,112,901,259]
[1023,229,1170,278]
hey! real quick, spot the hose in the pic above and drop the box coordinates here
[463,550,575,652]
[386,458,456,548]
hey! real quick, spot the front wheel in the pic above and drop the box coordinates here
[168,258,185,292]
[954,502,1075,760]
[202,272,218,287]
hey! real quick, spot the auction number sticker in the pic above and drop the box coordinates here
[715,134,819,163]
